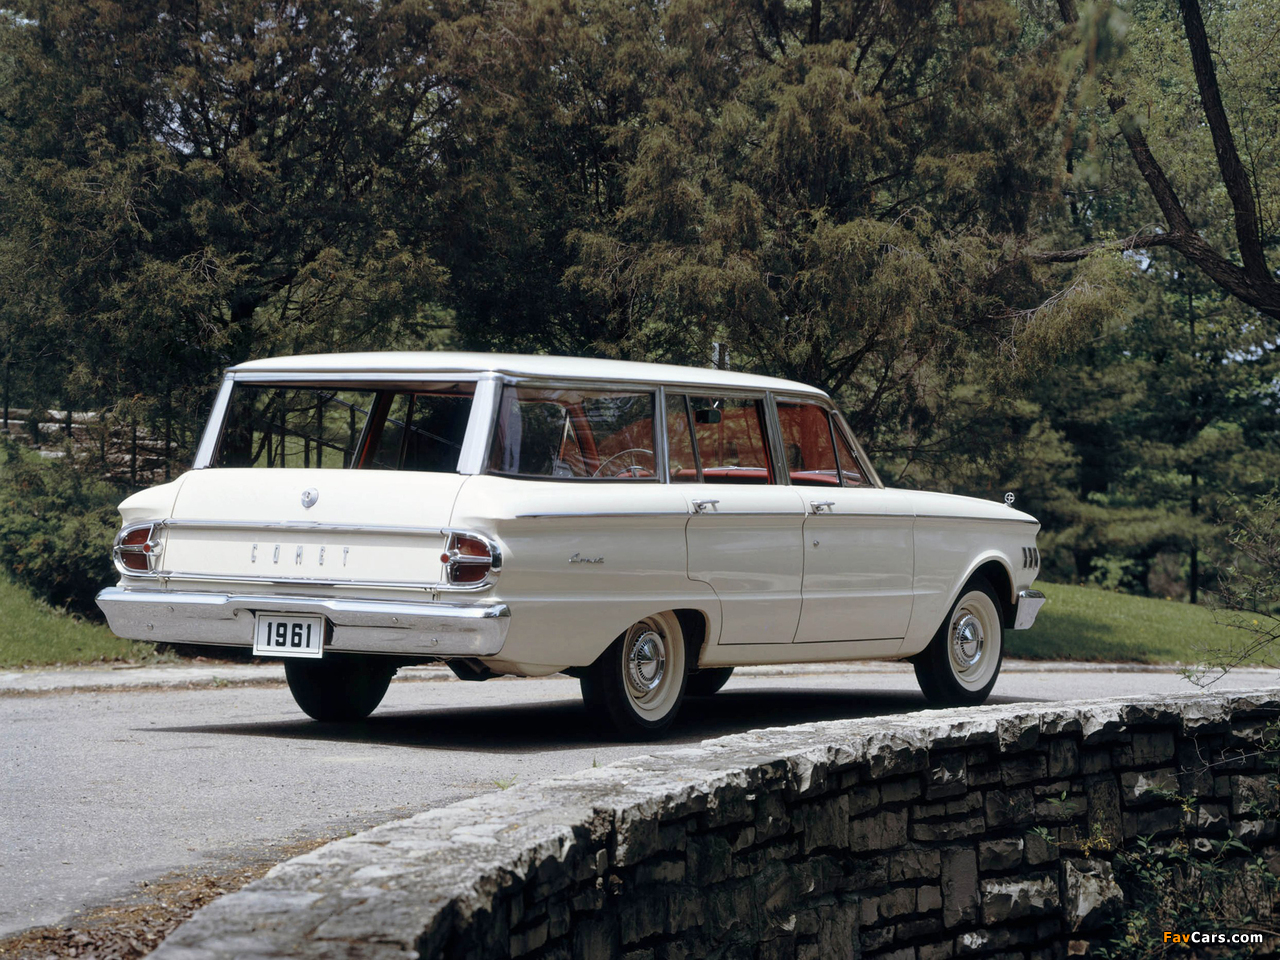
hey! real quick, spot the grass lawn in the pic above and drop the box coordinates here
[0,572,1262,670]
[0,577,158,668]
[1011,580,1256,664]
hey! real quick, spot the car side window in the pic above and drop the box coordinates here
[776,401,842,487]
[687,396,774,484]
[487,386,657,480]
[831,419,867,487]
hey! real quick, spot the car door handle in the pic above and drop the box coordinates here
[810,500,835,514]
[692,499,720,513]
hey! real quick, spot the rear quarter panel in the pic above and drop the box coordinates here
[449,476,719,670]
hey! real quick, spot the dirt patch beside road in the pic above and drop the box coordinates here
[0,836,332,960]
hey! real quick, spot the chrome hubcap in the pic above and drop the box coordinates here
[626,629,666,697]
[951,612,985,673]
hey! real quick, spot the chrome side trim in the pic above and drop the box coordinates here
[158,518,460,537]
[95,587,510,657]
[514,512,692,519]
[915,515,1041,525]
[149,570,474,592]
[1013,589,1046,630]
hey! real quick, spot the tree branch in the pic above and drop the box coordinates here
[1101,95,1280,320]
[1108,95,1196,236]
[1028,232,1179,263]
[1179,0,1269,281]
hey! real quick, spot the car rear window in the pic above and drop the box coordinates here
[213,382,474,472]
[487,386,657,480]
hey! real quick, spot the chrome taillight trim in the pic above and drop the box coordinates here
[112,522,165,578]
[442,532,502,589]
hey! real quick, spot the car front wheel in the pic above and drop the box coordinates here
[284,656,396,721]
[581,612,688,740]
[914,576,1003,706]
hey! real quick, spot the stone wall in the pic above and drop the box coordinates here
[154,691,1280,960]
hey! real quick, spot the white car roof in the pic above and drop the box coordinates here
[229,351,828,398]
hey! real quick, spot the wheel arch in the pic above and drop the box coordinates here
[674,608,711,667]
[970,557,1017,629]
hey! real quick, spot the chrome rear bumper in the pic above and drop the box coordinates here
[95,587,509,657]
[1013,589,1046,630]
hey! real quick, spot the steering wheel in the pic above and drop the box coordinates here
[591,448,655,478]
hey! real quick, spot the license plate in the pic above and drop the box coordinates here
[253,614,326,658]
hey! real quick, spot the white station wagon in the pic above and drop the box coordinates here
[97,352,1045,739]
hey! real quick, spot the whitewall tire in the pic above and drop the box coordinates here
[914,576,1003,706]
[581,611,688,740]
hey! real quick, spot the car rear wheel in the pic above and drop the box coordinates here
[284,656,395,721]
[580,612,688,740]
[914,576,1003,706]
[685,666,734,697]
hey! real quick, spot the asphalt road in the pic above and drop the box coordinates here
[3,662,1279,936]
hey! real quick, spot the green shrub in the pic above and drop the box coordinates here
[0,441,121,618]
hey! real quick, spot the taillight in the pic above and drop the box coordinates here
[440,533,498,586]
[114,523,162,575]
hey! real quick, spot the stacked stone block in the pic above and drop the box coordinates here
[153,692,1279,960]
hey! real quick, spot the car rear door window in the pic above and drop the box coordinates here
[687,396,774,484]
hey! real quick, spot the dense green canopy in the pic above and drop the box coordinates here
[1,0,1277,602]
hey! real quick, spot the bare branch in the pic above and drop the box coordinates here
[1029,231,1179,264]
